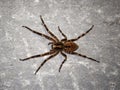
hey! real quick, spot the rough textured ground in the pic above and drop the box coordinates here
[0,0,120,90]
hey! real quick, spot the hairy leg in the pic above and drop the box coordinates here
[59,52,67,72]
[40,15,59,42]
[22,26,55,42]
[35,52,59,74]
[70,52,100,63]
[19,50,55,61]
[69,25,94,41]
[58,26,67,41]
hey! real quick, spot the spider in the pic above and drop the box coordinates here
[20,15,100,74]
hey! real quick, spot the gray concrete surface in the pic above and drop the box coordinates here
[0,0,120,90]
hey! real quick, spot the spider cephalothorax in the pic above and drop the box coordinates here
[20,15,100,74]
[51,41,78,53]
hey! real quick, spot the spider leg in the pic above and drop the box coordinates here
[71,52,100,63]
[58,26,67,41]
[59,52,67,72]
[48,42,54,45]
[19,50,55,61]
[69,25,94,41]
[35,52,58,74]
[40,15,59,42]
[22,26,56,42]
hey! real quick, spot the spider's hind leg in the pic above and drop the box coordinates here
[71,52,100,63]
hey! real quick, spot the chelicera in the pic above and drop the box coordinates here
[20,15,100,74]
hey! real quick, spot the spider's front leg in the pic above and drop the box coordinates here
[22,26,56,42]
[40,15,59,42]
[19,50,55,61]
[58,26,67,41]
[35,52,59,74]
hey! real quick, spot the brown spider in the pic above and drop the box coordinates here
[20,15,100,74]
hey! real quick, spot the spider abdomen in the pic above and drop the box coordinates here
[64,41,78,53]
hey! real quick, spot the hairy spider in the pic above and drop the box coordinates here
[20,15,100,74]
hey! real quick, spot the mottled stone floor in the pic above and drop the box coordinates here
[0,0,120,90]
